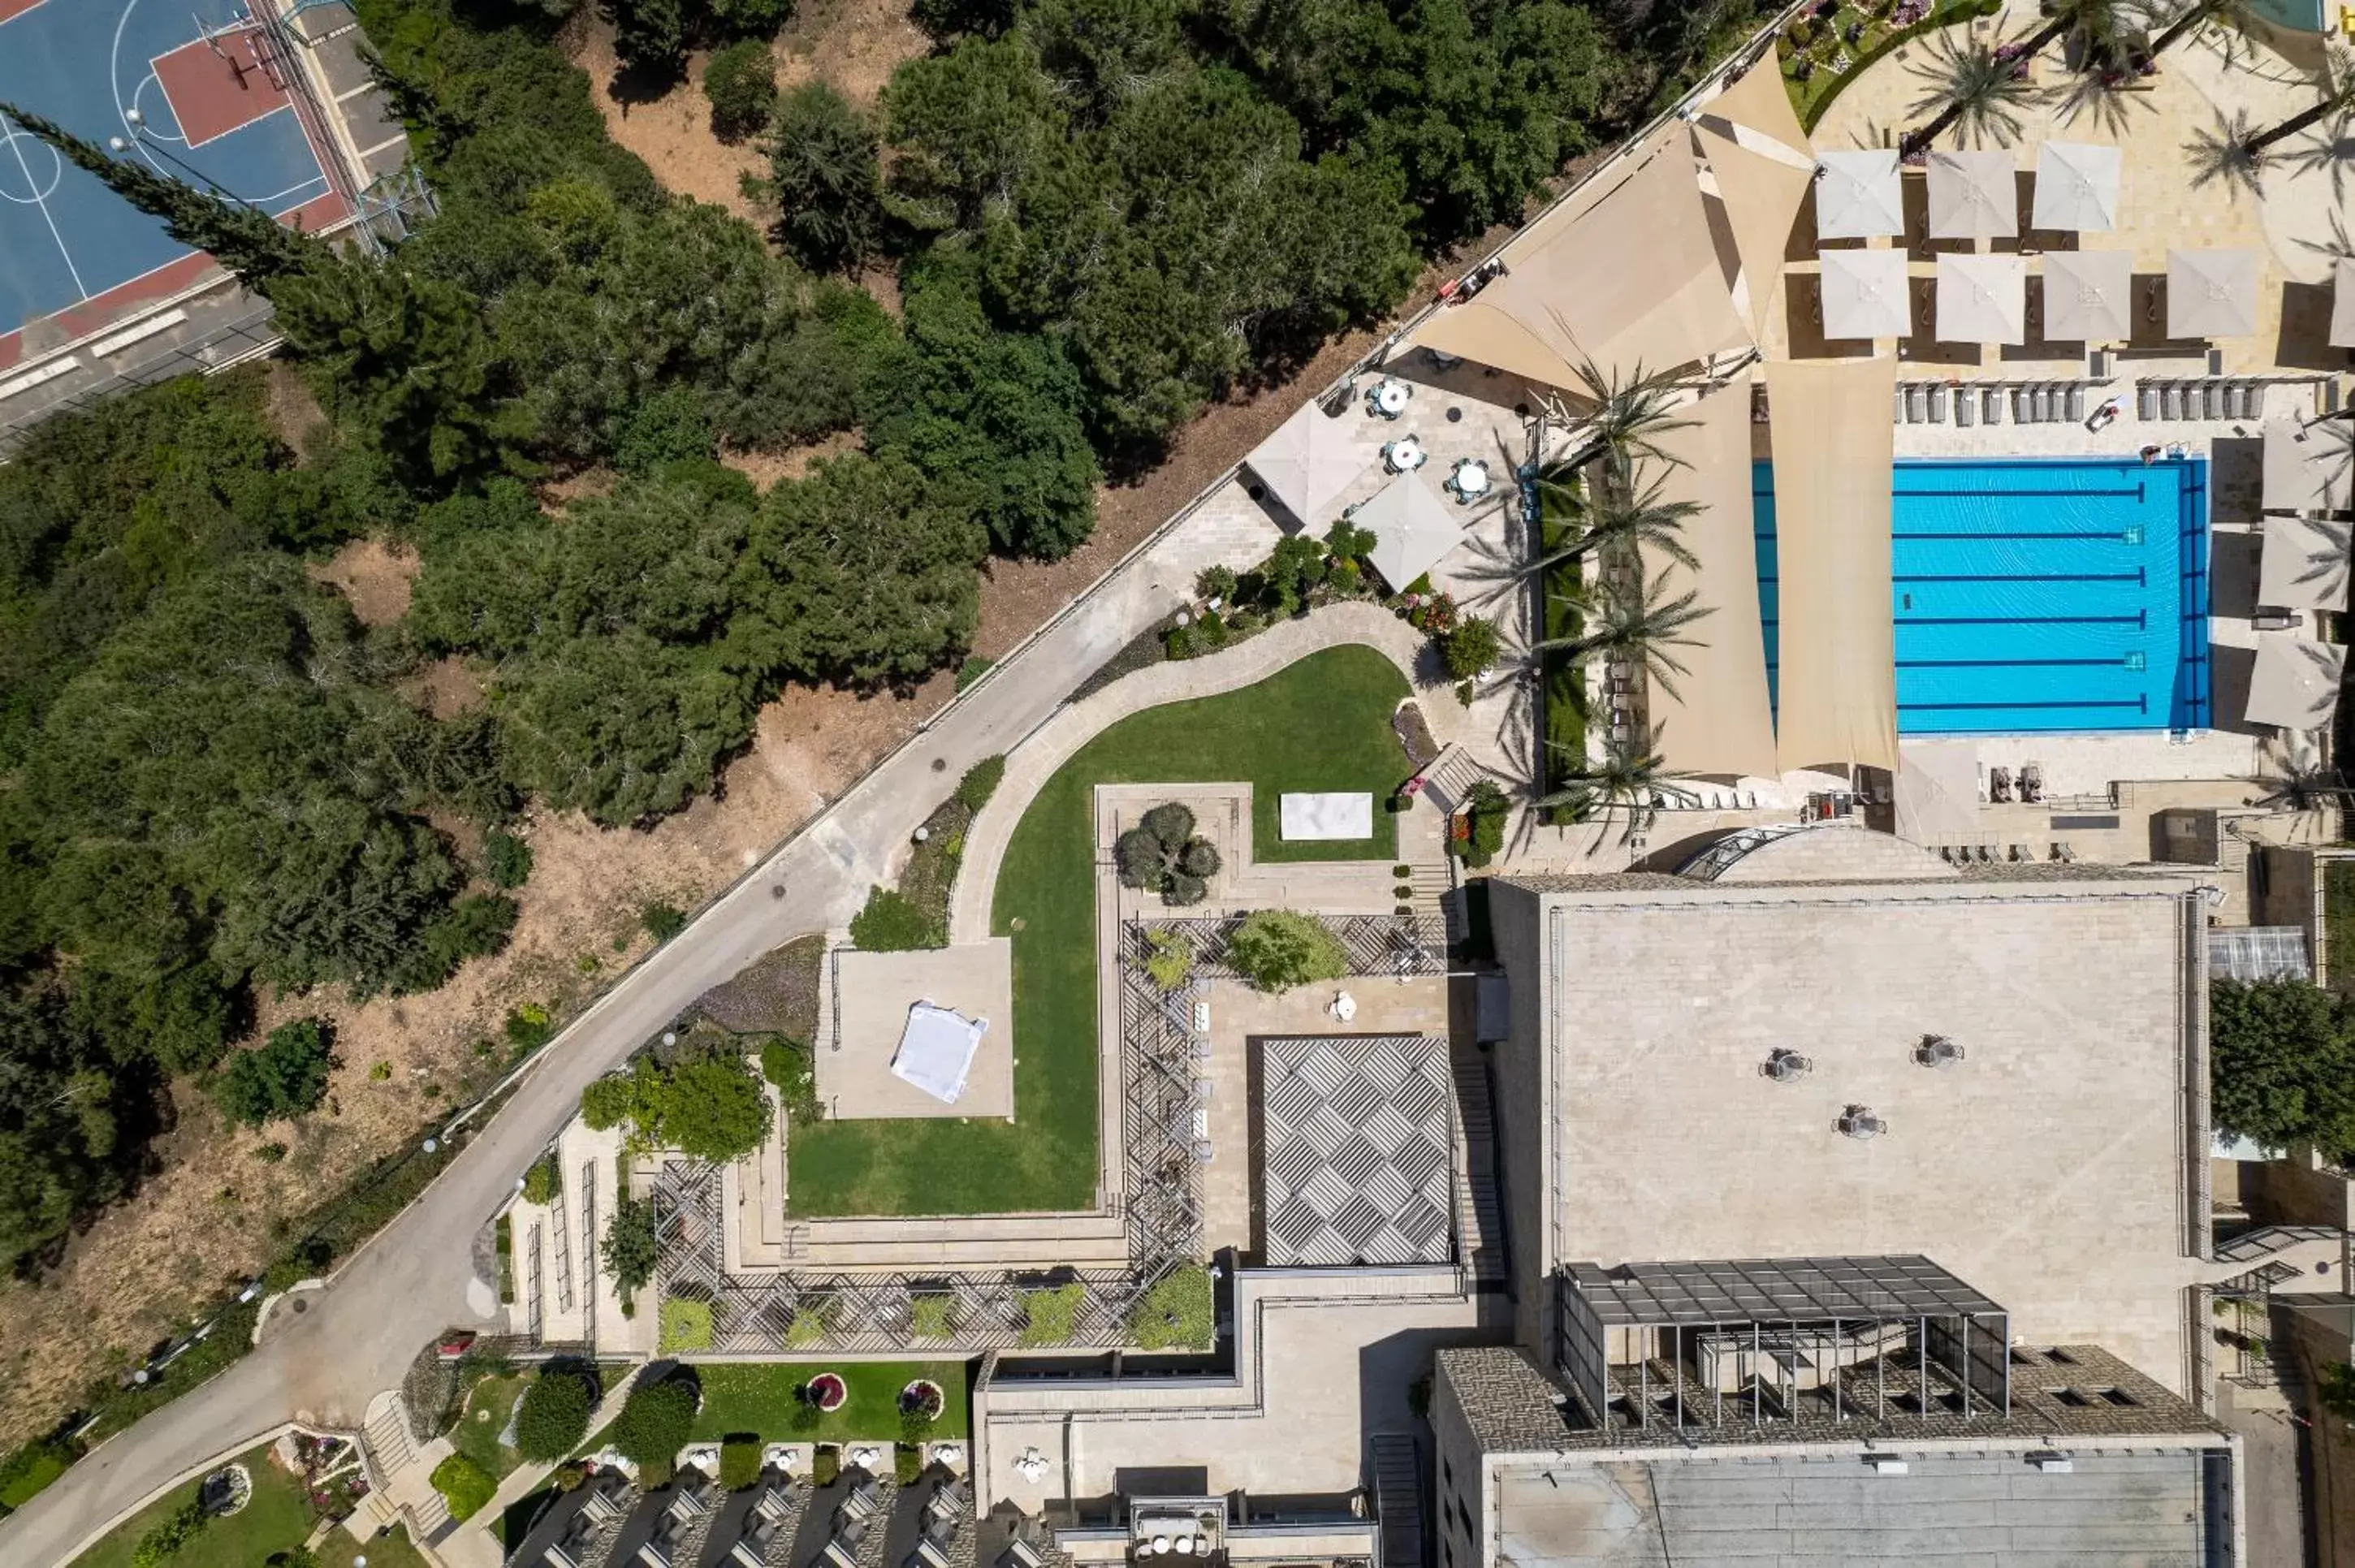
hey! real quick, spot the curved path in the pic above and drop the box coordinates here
[948,603,1454,946]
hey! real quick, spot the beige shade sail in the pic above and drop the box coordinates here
[2167,248,2262,338]
[2245,633,2347,730]
[2031,140,2121,231]
[2041,248,2133,343]
[1765,357,1900,771]
[2333,258,2355,350]
[1925,150,2019,240]
[1696,125,1814,335]
[1814,149,1906,240]
[2258,515,2353,611]
[2263,419,2354,514]
[1637,382,1780,780]
[1695,59,1814,166]
[1892,738,1986,844]
[1935,253,2027,343]
[1407,132,1751,387]
[1355,469,1465,591]
[1819,248,1914,339]
[1244,398,1373,528]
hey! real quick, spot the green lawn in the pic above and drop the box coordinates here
[69,1441,314,1568]
[319,1523,431,1568]
[687,1361,974,1445]
[789,644,1412,1215]
[447,1372,527,1481]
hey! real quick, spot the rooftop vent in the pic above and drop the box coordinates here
[1863,1456,1909,1475]
[1760,1047,1813,1083]
[1838,1104,1887,1141]
[1914,1035,1965,1069]
[2026,1451,2075,1473]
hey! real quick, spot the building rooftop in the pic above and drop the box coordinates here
[1560,1255,2004,1327]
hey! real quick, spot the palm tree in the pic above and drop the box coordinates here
[2239,50,2355,159]
[1899,28,2046,156]
[1533,731,1700,847]
[2018,0,2138,64]
[2184,106,2270,197]
[1523,469,1702,577]
[1540,358,1694,482]
[2245,738,2352,812]
[1533,572,1713,701]
[2144,0,2258,58]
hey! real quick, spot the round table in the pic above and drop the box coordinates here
[1386,438,1426,473]
[1372,380,1409,417]
[1454,460,1491,497]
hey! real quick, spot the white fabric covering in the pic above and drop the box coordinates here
[891,1002,987,1105]
[1281,793,1375,840]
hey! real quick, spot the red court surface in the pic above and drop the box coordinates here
[0,0,50,24]
[153,32,289,147]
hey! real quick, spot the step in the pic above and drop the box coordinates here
[1370,1435,1426,1568]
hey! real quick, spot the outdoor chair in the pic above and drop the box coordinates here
[823,1540,862,1568]
[1191,1138,1215,1164]
[2139,384,2158,420]
[1908,386,1929,422]
[1927,385,1946,423]
[1894,387,1908,423]
[1955,391,1974,427]
[2163,384,2184,421]
[2036,386,2056,421]
[2207,382,2226,420]
[731,1543,766,1568]
[638,1536,677,1568]
[1983,387,2003,425]
[2012,387,2033,423]
[2066,386,2085,421]
[1005,1540,1048,1568]
[544,1544,583,1568]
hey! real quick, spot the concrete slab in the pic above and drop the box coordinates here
[823,943,1016,1121]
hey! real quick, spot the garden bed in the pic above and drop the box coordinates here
[447,1372,528,1480]
[1538,487,1589,821]
[1778,0,2005,130]
[685,1360,974,1445]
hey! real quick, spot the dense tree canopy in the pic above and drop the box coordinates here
[2210,979,2355,1158]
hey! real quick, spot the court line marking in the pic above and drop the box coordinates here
[0,0,58,25]
[0,124,63,203]
[132,71,189,142]
[0,114,87,299]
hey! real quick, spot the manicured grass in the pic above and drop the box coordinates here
[789,645,1411,1215]
[318,1523,431,1568]
[447,1372,527,1481]
[687,1361,974,1444]
[69,1441,313,1568]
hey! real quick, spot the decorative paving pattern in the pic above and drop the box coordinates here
[1259,1036,1453,1267]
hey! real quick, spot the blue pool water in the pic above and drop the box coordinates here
[1754,458,2210,735]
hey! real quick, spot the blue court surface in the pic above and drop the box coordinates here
[0,0,333,350]
[1757,458,2212,735]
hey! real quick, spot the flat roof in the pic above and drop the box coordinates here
[1510,870,2202,1390]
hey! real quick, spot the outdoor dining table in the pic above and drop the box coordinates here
[1369,379,1410,417]
[1450,459,1491,499]
[1385,435,1427,473]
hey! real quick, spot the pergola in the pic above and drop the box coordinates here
[1935,253,2026,344]
[2041,249,2134,343]
[2030,140,2120,231]
[1925,150,2018,240]
[1813,149,1905,240]
[2167,248,2262,339]
[1818,247,1913,339]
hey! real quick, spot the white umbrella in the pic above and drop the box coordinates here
[2040,249,2133,343]
[2245,633,2347,731]
[1354,469,1466,590]
[2258,514,2352,611]
[1935,253,2026,343]
[1818,248,1913,339]
[1925,150,2018,240]
[2167,248,2262,339]
[1243,399,1373,527]
[2031,140,2121,231]
[2263,419,2354,515]
[1814,149,1905,240]
[2332,257,2355,351]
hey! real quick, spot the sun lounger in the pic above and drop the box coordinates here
[2039,385,2059,421]
[2138,383,2158,420]
[2163,384,2183,421]
[2066,385,2084,421]
[1928,384,1947,422]
[1955,390,1974,426]
[1908,385,1929,422]
[1984,387,2003,424]
[1895,387,1908,423]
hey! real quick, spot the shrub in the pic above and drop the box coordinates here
[910,1294,955,1339]
[0,1439,72,1510]
[1018,1282,1086,1346]
[256,1141,287,1163]
[505,1003,555,1052]
[956,655,993,692]
[211,1017,335,1128]
[603,1198,660,1307]
[1116,803,1222,906]
[760,1037,820,1124]
[580,1048,775,1162]
[430,1452,497,1522]
[813,1445,840,1486]
[642,901,688,941]
[483,829,534,889]
[704,39,777,140]
[719,1435,763,1491]
[1128,1265,1215,1351]
[1141,928,1192,992]
[611,1379,698,1471]
[129,1498,209,1568]
[514,1371,594,1462]
[1449,780,1510,870]
[1442,617,1503,681]
[894,1442,923,1484]
[956,754,1006,811]
[1224,910,1348,993]
[521,1155,560,1205]
[659,1295,715,1354]
[850,885,941,950]
[1195,564,1238,602]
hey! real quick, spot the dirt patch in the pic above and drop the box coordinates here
[539,467,617,512]
[398,655,486,719]
[263,361,328,457]
[308,537,419,627]
[569,22,772,223]
[694,933,825,1039]
[720,430,860,490]
[772,0,930,107]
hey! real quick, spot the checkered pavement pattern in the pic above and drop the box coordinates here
[1260,1035,1453,1268]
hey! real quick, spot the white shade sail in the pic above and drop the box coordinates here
[2333,257,2355,350]
[1354,469,1465,590]
[1814,150,1906,240]
[2263,419,2354,515]
[1925,150,2018,240]
[2258,514,2352,611]
[2245,633,2346,731]
[1244,398,1372,528]
[1819,248,1914,339]
[2041,249,2134,343]
[1935,253,2027,343]
[2031,140,2121,231]
[2167,248,2262,339]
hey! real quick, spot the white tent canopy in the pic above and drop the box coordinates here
[1935,253,2026,343]
[2333,257,2355,350]
[2259,514,2353,611]
[1245,399,1372,529]
[891,1001,988,1105]
[2245,633,2347,731]
[2031,140,2121,231]
[2041,249,2133,343]
[1820,248,1914,339]
[1925,150,2018,240]
[1814,149,1905,240]
[2263,419,2354,514]
[1355,469,1465,590]
[2168,248,2262,339]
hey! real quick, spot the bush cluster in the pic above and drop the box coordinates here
[514,1371,594,1462]
[430,1452,497,1522]
[1114,802,1223,907]
[1224,910,1348,994]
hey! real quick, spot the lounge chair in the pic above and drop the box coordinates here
[1908,385,1929,422]
[1928,385,1947,423]
[2038,385,2059,421]
[2013,386,2033,423]
[1955,390,1974,426]
[2066,385,2085,421]
[1984,386,2003,424]
[2163,384,2183,421]
[1895,387,1908,423]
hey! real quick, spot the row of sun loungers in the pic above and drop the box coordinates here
[1937,843,2077,865]
[2138,379,2266,421]
[1895,382,2094,426]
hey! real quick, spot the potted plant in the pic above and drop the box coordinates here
[803,1372,848,1413]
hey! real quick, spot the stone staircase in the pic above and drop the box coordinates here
[1370,1434,1427,1568]
[361,1393,453,1540]
[1450,1054,1510,1290]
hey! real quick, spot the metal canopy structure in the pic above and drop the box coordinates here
[1935,253,2027,343]
[1813,149,1905,240]
[1259,1035,1454,1267]
[2031,140,2121,231]
[2168,248,2262,339]
[2041,248,2134,343]
[1925,150,2018,240]
[1556,1255,2012,1435]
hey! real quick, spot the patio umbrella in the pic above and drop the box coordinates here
[1814,149,1905,240]
[1925,150,2018,240]
[1818,248,1913,339]
[2041,249,2133,343]
[2263,418,2354,514]
[1934,253,2026,344]
[2167,248,2262,339]
[2031,140,2121,231]
[2245,633,2347,731]
[1243,397,1372,527]
[2258,514,2353,611]
[2333,257,2355,350]
[1354,469,1467,591]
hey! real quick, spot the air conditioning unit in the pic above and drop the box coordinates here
[1914,1035,1965,1069]
[1761,1048,1813,1083]
[1839,1104,1887,1141]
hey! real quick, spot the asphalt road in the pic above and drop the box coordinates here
[2,539,1192,1568]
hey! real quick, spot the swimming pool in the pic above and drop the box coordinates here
[1755,458,2210,735]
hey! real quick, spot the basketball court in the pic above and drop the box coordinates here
[0,0,354,369]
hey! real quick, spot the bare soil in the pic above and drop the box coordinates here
[720,430,860,490]
[308,538,419,628]
[262,361,328,457]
